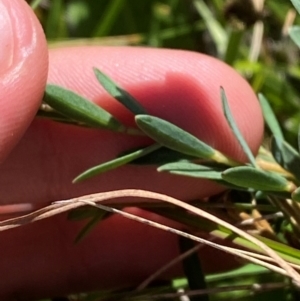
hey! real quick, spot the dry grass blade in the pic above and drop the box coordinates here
[1,189,300,284]
[69,199,291,277]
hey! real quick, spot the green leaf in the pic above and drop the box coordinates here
[93,68,147,115]
[271,137,300,181]
[258,93,284,141]
[135,114,216,159]
[290,0,300,15]
[193,0,228,56]
[44,84,124,131]
[292,187,300,202]
[44,0,66,40]
[123,147,196,165]
[73,143,161,183]
[221,87,257,167]
[75,210,111,243]
[158,162,223,180]
[37,108,77,125]
[30,0,44,9]
[92,0,126,37]
[222,166,293,192]
[289,26,300,49]
[224,29,243,65]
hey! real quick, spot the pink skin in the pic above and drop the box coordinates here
[0,0,48,163]
[0,1,264,300]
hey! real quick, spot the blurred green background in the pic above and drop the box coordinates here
[33,0,300,145]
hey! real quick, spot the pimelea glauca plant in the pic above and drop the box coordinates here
[3,0,300,300]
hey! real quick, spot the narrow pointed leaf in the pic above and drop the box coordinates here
[221,87,257,167]
[44,84,123,130]
[271,136,283,164]
[258,93,284,141]
[124,147,196,165]
[290,0,300,15]
[75,210,110,243]
[289,26,300,49]
[271,137,300,181]
[73,143,161,183]
[222,166,292,192]
[158,162,223,180]
[93,68,147,115]
[135,114,216,159]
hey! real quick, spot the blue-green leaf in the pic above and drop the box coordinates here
[290,0,300,15]
[44,84,123,131]
[74,210,110,243]
[158,162,223,180]
[125,147,196,165]
[93,68,147,115]
[135,114,239,166]
[221,87,257,167]
[271,138,300,181]
[258,93,284,141]
[73,143,161,183]
[289,26,300,49]
[222,166,293,192]
[135,114,216,159]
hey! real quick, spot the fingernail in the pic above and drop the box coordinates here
[0,0,14,73]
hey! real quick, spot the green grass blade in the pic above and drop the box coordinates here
[224,29,244,65]
[221,87,257,167]
[290,0,300,14]
[222,166,293,192]
[135,115,216,159]
[289,26,300,49]
[179,236,209,301]
[73,143,161,183]
[93,68,147,115]
[258,93,284,141]
[45,0,67,40]
[193,0,227,57]
[44,84,124,131]
[30,0,44,9]
[271,138,300,181]
[93,0,126,37]
[155,207,300,265]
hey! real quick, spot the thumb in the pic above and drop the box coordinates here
[0,0,48,162]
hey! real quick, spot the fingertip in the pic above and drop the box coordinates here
[0,0,48,162]
[0,47,263,204]
[49,47,263,161]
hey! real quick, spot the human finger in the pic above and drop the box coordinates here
[0,47,264,299]
[0,47,263,206]
[0,0,48,163]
